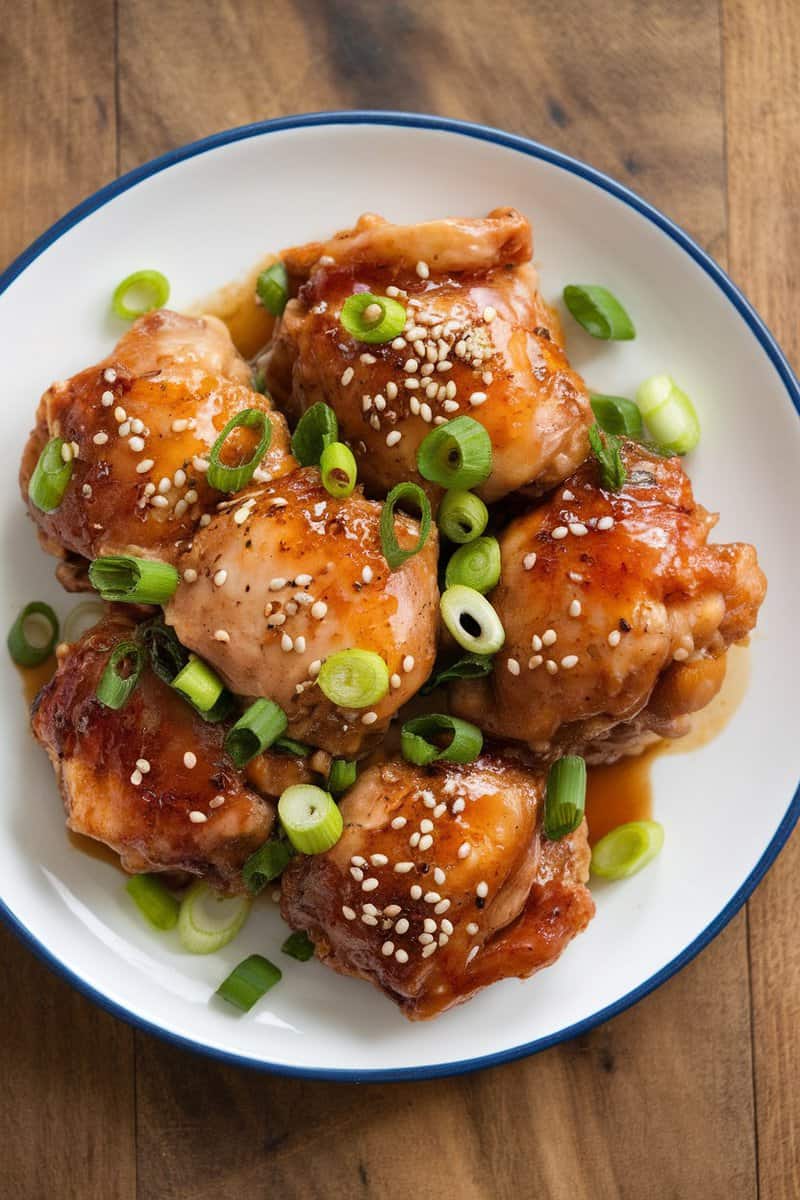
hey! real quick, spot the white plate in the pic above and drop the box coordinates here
[1,113,798,1080]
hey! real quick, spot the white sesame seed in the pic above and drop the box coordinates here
[443,399,459,413]
[391,336,406,350]
[269,577,286,590]
[306,600,326,622]
[213,629,230,643]
[295,573,313,586]
[341,366,355,386]
[569,522,589,537]
[394,861,414,873]
[351,855,367,867]
[569,600,582,617]
[103,368,117,383]
[420,401,433,422]
[101,390,114,406]
[128,435,145,452]
[361,914,378,926]
[458,841,471,859]
[410,885,422,900]
[390,673,402,689]
[542,629,557,646]
[409,396,421,415]
[136,459,154,474]
[199,513,211,526]
[466,946,479,965]
[386,430,402,447]
[171,418,188,432]
[424,891,441,904]
[266,613,286,628]
[360,352,377,365]
[143,482,156,496]
[420,819,433,834]
[482,371,494,385]
[271,498,288,509]
[431,803,446,819]
[294,635,306,653]
[482,306,496,323]
[381,941,394,956]
[60,442,73,463]
[476,881,489,898]
[81,484,93,498]
[546,660,559,674]
[391,816,407,829]
[507,658,521,676]
[350,867,364,882]
[438,932,450,946]
[342,905,356,920]
[432,867,446,887]
[281,633,294,652]
[403,655,415,673]
[415,260,430,279]
[209,795,225,809]
[598,515,615,530]
[419,933,434,946]
[174,499,188,518]
[422,942,437,958]
[608,630,622,647]
[386,381,398,400]
[395,948,409,963]
[384,904,402,917]
[531,634,543,652]
[158,477,171,494]
[386,286,400,298]
[151,494,169,508]
[118,421,131,436]
[361,711,378,725]
[529,654,543,669]
[561,654,579,669]
[395,917,409,934]
[404,378,419,391]
[233,506,251,525]
[418,834,433,851]
[552,525,568,539]
[409,832,421,848]
[466,922,479,936]
[362,877,379,892]
[452,797,466,814]
[213,569,227,587]
[183,751,197,769]
[436,361,452,373]
[309,659,321,676]
[92,431,108,445]
[362,395,373,413]
[469,391,487,407]
[673,647,690,661]
[130,769,143,786]
[433,416,448,426]
[370,854,389,867]
[523,552,537,571]
[434,899,450,914]
[404,358,419,374]
[373,395,386,412]
[188,811,207,824]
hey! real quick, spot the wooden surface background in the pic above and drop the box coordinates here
[1,2,798,1196]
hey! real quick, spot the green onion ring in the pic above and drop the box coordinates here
[317,648,389,708]
[543,756,587,840]
[96,640,144,710]
[444,536,501,594]
[636,374,700,455]
[278,784,343,854]
[320,441,357,498]
[216,954,282,1011]
[224,698,288,767]
[88,555,179,604]
[256,262,289,317]
[242,839,294,894]
[400,713,483,765]
[125,874,179,930]
[340,293,406,343]
[416,416,492,490]
[28,437,74,512]
[111,269,170,321]
[7,601,59,667]
[328,758,357,795]
[281,931,315,961]
[562,284,635,340]
[291,402,338,467]
[437,488,489,543]
[591,820,665,879]
[439,584,505,655]
[380,481,432,570]
[177,881,251,955]
[207,408,272,493]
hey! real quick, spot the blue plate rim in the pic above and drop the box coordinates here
[1,109,798,1082]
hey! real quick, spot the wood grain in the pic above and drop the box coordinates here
[723,2,800,1195]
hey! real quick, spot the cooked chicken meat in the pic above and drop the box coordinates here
[165,468,439,756]
[280,754,594,1019]
[264,209,591,502]
[450,442,767,760]
[20,310,294,584]
[31,614,275,890]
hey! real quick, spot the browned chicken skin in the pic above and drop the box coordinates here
[280,755,594,1019]
[264,210,591,502]
[450,443,767,760]
[31,614,275,891]
[165,468,440,756]
[20,310,294,580]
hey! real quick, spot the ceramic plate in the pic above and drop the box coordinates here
[1,113,798,1080]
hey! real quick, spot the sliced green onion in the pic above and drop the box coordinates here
[125,874,179,931]
[140,618,188,683]
[256,262,289,317]
[591,820,665,879]
[417,416,492,490]
[317,648,389,708]
[320,441,357,498]
[340,292,406,343]
[7,601,59,667]
[88,555,179,604]
[207,408,272,492]
[217,954,282,1012]
[274,737,311,757]
[444,536,501,594]
[588,424,627,492]
[62,599,106,644]
[96,640,143,709]
[328,758,357,795]
[225,698,288,767]
[278,784,343,854]
[170,655,224,713]
[422,652,494,694]
[291,402,338,467]
[281,931,315,961]
[401,714,483,766]
[242,838,294,895]
[111,269,170,321]
[177,881,251,955]
[636,374,700,455]
[251,366,267,394]
[590,394,643,438]
[28,437,73,512]
[544,756,587,840]
[380,482,432,569]
[562,285,635,340]
[437,488,488,544]
[440,584,505,655]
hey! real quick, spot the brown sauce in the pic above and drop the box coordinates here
[188,252,280,359]
[17,656,57,706]
[67,831,122,870]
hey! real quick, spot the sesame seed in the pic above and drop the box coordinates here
[546,660,559,674]
[529,654,543,669]
[438,932,450,946]
[209,795,225,809]
[452,797,466,814]
[199,513,211,526]
[128,435,145,452]
[420,819,434,834]
[420,401,433,422]
[482,371,494,385]
[381,941,395,956]
[467,946,479,964]
[531,635,543,652]
[281,633,294,652]
[374,394,386,411]
[362,395,373,413]
[390,673,402,689]
[103,368,117,383]
[436,361,453,373]
[342,905,356,920]
[598,515,615,531]
[143,482,156,496]
[309,659,321,676]
[466,922,479,936]
[419,834,433,851]
[213,569,227,587]
[395,918,410,935]
[92,431,108,445]
[183,751,197,769]
[341,366,354,386]
[171,418,188,432]
[469,391,487,407]
[419,933,434,945]
[351,855,367,867]
[410,884,422,900]
[294,635,306,653]
[360,352,377,365]
[271,498,288,508]
[350,867,364,882]
[362,878,379,892]
[189,811,207,824]
[542,629,557,646]
[552,525,568,539]
[482,306,496,323]
[309,600,327,621]
[422,942,437,958]
[384,904,402,918]
[569,600,582,617]
[269,577,286,590]
[386,430,402,447]
[569,522,589,537]
[386,381,398,400]
[432,803,446,819]
[673,647,689,661]
[81,484,93,498]
[415,260,430,279]
[394,861,414,873]
[391,336,406,350]
[409,832,421,848]
[101,390,114,406]
[443,399,459,413]
[362,711,378,725]
[404,358,419,374]
[151,495,169,508]
[370,854,388,867]
[395,948,409,963]
[174,499,188,517]
[409,396,421,415]
[193,456,210,474]
[404,378,419,391]
[391,816,407,829]
[608,630,622,647]
[213,629,230,643]
[266,613,286,628]
[424,891,441,904]
[507,658,520,676]
[458,841,471,859]
[130,769,143,786]
[476,881,489,898]
[361,914,378,926]
[361,565,374,584]
[561,654,579,669]
[523,552,537,571]
[433,899,450,914]
[234,506,251,525]
[403,655,415,672]
[136,458,154,474]
[60,442,73,463]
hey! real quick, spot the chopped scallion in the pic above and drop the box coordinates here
[588,424,627,491]
[590,394,643,438]
[225,698,288,767]
[7,601,59,667]
[591,820,665,879]
[400,713,483,765]
[636,374,700,455]
[278,784,343,854]
[96,640,144,709]
[256,262,289,317]
[543,756,587,840]
[28,437,73,512]
[437,488,489,544]
[111,269,170,321]
[125,874,179,931]
[171,655,225,713]
[207,408,272,492]
[444,536,501,594]
[422,652,494,694]
[242,838,294,894]
[320,441,357,498]
[88,555,179,604]
[291,402,338,467]
[379,481,432,569]
[563,285,635,340]
[328,758,357,795]
[317,648,389,708]
[217,954,282,1012]
[439,584,505,655]
[340,292,406,343]
[416,416,492,490]
[281,931,315,961]
[177,881,251,954]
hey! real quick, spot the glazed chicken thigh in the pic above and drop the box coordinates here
[280,754,594,1019]
[20,310,294,585]
[450,443,767,761]
[166,468,439,756]
[31,614,275,890]
[264,209,591,502]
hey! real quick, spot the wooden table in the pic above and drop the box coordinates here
[2,2,798,1196]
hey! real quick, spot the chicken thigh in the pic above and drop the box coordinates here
[450,442,767,760]
[20,310,294,585]
[280,754,593,1019]
[263,210,591,502]
[31,613,275,890]
[165,467,439,756]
